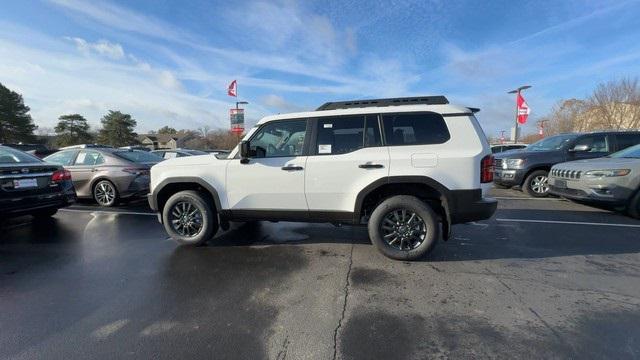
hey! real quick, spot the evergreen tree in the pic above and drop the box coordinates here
[54,114,93,146]
[0,82,37,143]
[97,110,138,147]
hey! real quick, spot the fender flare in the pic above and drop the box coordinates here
[150,177,222,212]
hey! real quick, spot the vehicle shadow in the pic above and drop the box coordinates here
[427,208,640,262]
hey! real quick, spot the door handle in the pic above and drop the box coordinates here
[359,164,384,169]
[281,165,303,171]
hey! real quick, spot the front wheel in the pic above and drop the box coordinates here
[524,170,550,197]
[628,190,640,219]
[163,190,218,246]
[368,195,439,261]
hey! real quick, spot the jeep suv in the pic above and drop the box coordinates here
[494,131,640,197]
[148,96,497,260]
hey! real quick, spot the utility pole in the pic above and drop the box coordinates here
[507,85,532,143]
[537,119,548,138]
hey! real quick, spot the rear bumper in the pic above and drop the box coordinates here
[449,189,498,224]
[0,187,76,218]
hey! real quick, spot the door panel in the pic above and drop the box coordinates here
[226,156,308,210]
[305,114,389,212]
[225,118,309,211]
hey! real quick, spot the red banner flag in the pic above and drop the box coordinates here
[517,92,530,124]
[227,80,237,97]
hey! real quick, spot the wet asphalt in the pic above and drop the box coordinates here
[1,189,640,359]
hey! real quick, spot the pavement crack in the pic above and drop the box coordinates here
[427,264,443,273]
[332,242,354,360]
[276,336,289,360]
[485,267,576,355]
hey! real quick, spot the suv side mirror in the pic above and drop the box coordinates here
[570,144,591,152]
[240,140,251,163]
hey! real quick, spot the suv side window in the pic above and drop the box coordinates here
[315,115,380,155]
[382,112,450,146]
[574,134,609,153]
[615,133,640,151]
[250,119,307,158]
[45,150,77,166]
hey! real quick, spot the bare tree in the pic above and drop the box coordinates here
[542,99,588,135]
[586,77,640,130]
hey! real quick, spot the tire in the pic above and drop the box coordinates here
[368,195,439,261]
[32,208,58,219]
[162,190,218,246]
[93,180,119,207]
[524,170,550,198]
[628,190,640,219]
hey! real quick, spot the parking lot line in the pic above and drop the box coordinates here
[493,197,565,201]
[496,218,640,228]
[60,208,156,216]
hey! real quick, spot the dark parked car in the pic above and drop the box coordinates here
[491,143,527,154]
[494,131,640,197]
[1,143,59,158]
[44,148,162,206]
[0,145,76,220]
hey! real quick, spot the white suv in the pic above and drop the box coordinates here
[148,96,497,260]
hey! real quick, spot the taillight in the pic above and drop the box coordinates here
[123,168,149,175]
[481,155,494,183]
[51,169,71,182]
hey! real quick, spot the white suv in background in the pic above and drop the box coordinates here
[148,96,497,260]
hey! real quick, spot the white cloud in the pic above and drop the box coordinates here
[66,37,125,59]
[0,34,244,132]
[261,94,308,113]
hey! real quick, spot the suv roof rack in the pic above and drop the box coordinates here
[316,96,449,111]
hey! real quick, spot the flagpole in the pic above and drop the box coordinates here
[507,85,531,143]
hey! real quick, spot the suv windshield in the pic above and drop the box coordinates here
[527,134,577,151]
[610,144,640,159]
[0,146,41,164]
[114,150,163,163]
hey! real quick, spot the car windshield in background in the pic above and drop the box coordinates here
[610,144,640,159]
[185,150,208,155]
[0,146,41,164]
[527,134,577,151]
[114,150,162,163]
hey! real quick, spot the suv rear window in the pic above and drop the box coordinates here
[382,112,450,146]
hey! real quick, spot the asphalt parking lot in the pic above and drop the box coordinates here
[2,188,640,359]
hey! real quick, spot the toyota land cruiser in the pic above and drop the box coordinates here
[148,96,497,260]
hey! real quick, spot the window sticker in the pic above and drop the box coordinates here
[318,144,332,154]
[323,123,333,129]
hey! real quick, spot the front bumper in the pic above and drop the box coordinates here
[493,169,525,186]
[548,177,633,205]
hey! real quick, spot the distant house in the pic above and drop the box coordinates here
[138,133,194,150]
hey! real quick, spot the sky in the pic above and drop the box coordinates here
[1,0,640,137]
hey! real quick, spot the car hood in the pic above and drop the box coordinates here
[495,149,564,161]
[552,157,640,171]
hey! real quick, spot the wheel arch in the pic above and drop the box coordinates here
[152,177,222,215]
[354,176,452,237]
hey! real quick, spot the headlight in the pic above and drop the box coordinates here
[504,159,525,169]
[584,169,631,177]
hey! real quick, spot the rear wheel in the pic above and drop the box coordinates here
[93,180,118,207]
[163,190,218,245]
[628,190,640,219]
[524,170,550,197]
[368,195,439,261]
